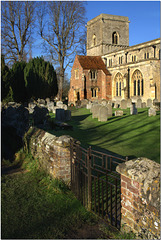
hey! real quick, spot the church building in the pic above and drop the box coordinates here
[68,13,160,105]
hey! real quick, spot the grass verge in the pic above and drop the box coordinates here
[1,151,97,239]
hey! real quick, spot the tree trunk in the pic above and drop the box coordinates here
[58,68,64,101]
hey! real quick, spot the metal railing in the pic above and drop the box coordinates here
[70,140,128,229]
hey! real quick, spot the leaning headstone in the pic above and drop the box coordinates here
[120,99,127,109]
[141,102,146,108]
[115,110,124,116]
[136,99,142,108]
[92,104,102,118]
[130,103,138,115]
[98,106,108,122]
[147,99,153,108]
[127,99,132,108]
[64,110,71,121]
[148,107,156,116]
[56,109,65,121]
[106,104,112,117]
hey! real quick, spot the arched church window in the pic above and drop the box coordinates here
[119,82,121,96]
[141,79,144,96]
[132,70,143,96]
[138,80,140,96]
[114,72,123,97]
[134,80,136,96]
[116,82,118,96]
[93,34,96,46]
[112,32,119,45]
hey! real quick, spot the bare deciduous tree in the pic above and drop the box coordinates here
[1,1,35,65]
[38,1,86,100]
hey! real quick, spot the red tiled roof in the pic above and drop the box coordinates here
[77,55,111,75]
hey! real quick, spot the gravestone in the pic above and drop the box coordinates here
[120,99,127,109]
[62,104,67,110]
[90,103,96,113]
[153,102,160,111]
[127,99,132,108]
[141,102,146,108]
[64,110,71,121]
[37,98,46,105]
[92,104,102,118]
[136,99,142,108]
[81,99,89,107]
[106,104,112,117]
[47,101,54,112]
[114,103,119,109]
[153,99,158,104]
[148,107,156,116]
[147,99,153,108]
[86,103,92,110]
[108,100,112,106]
[28,102,37,113]
[33,106,49,125]
[115,110,123,116]
[98,106,108,122]
[45,98,50,104]
[56,101,63,107]
[56,109,65,121]
[130,103,138,115]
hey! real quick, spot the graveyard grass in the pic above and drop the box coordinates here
[1,152,96,239]
[2,152,136,239]
[49,107,160,163]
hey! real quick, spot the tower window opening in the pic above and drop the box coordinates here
[112,32,119,45]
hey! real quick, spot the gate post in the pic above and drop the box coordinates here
[87,146,92,211]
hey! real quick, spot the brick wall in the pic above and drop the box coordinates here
[116,157,160,239]
[68,56,112,105]
[24,127,78,184]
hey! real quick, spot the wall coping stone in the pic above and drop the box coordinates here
[116,157,160,209]
[116,157,160,184]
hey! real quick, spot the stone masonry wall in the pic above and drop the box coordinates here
[116,157,160,239]
[24,127,77,183]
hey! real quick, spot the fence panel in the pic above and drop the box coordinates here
[70,141,127,230]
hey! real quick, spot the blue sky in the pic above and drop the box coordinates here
[85,1,160,46]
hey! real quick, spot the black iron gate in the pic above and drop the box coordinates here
[70,141,128,230]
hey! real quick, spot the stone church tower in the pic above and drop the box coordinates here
[87,13,130,56]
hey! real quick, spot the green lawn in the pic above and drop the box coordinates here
[49,107,160,163]
[1,154,97,239]
[2,153,136,239]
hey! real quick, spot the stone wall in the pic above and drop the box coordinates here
[24,127,78,183]
[116,157,160,239]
